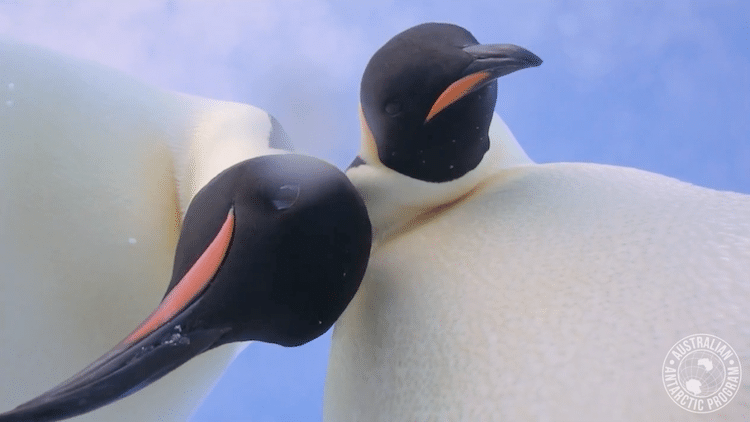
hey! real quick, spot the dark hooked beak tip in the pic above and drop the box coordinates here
[462,43,543,75]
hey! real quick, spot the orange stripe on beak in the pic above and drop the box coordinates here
[123,208,235,345]
[425,71,491,122]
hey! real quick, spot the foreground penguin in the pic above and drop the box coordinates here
[325,23,750,421]
[0,155,371,422]
[0,39,371,421]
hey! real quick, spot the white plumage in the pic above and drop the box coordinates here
[0,39,286,422]
[325,113,750,421]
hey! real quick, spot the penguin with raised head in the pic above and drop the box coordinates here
[325,22,750,421]
[0,39,371,422]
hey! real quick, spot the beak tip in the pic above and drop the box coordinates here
[528,55,543,68]
[511,46,543,69]
[528,56,543,67]
[529,50,543,67]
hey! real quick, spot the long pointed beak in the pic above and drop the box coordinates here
[0,210,236,422]
[425,43,542,122]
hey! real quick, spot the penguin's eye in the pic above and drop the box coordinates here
[384,101,401,116]
[271,184,300,210]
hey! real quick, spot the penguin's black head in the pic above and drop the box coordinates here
[359,22,542,182]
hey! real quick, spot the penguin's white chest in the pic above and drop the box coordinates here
[325,163,750,421]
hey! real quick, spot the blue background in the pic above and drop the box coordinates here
[1,1,748,421]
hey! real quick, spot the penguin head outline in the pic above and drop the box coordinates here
[358,22,542,183]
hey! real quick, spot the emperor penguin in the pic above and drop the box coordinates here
[324,22,750,421]
[0,39,372,422]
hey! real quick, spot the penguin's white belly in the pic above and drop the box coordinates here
[0,40,264,421]
[325,163,750,421]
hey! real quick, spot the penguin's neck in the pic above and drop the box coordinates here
[348,112,534,243]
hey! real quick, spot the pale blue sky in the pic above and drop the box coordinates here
[1,1,748,421]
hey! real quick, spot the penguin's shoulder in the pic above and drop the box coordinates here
[417,161,750,242]
[0,37,289,213]
[378,161,750,282]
